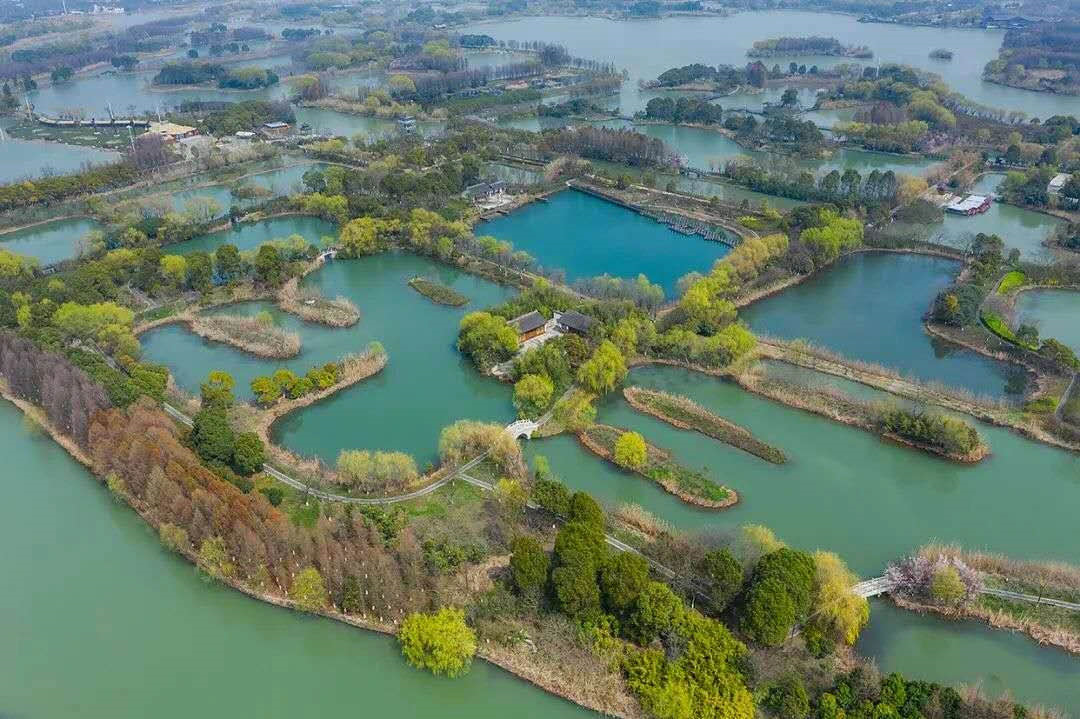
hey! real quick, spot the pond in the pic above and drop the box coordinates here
[165,162,329,212]
[476,189,731,296]
[0,216,103,265]
[167,215,338,255]
[0,135,122,184]
[141,252,517,465]
[0,399,599,719]
[932,201,1064,264]
[739,252,1024,399]
[1015,289,1080,353]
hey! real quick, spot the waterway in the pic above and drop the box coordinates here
[165,161,329,212]
[1015,289,1080,353]
[739,252,1025,399]
[464,12,1079,119]
[0,216,102,265]
[476,189,730,295]
[0,399,598,719]
[167,215,337,255]
[140,252,517,465]
[0,135,122,183]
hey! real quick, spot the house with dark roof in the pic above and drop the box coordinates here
[509,310,547,342]
[554,310,596,336]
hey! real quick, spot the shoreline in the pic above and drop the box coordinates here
[576,424,739,509]
[0,385,636,719]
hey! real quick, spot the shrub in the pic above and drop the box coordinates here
[336,450,419,494]
[158,523,189,553]
[399,608,477,678]
[510,535,550,597]
[929,565,966,605]
[439,420,526,478]
[614,431,648,470]
[290,567,327,611]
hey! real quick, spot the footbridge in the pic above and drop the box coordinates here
[851,576,896,598]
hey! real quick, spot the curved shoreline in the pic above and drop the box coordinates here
[576,424,739,509]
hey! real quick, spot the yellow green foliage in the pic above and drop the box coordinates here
[399,608,477,678]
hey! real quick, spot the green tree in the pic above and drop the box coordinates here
[251,375,282,405]
[626,580,682,644]
[577,340,627,395]
[738,576,796,646]
[215,243,242,283]
[929,565,966,605]
[599,551,650,615]
[701,548,743,614]
[290,567,327,611]
[232,432,266,476]
[200,370,235,410]
[613,431,648,470]
[189,408,235,465]
[568,491,605,530]
[763,676,810,719]
[457,312,518,369]
[399,608,477,678]
[551,390,596,431]
[513,373,554,419]
[254,244,285,286]
[510,535,550,597]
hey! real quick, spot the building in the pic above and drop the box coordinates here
[462,181,508,204]
[147,121,198,142]
[397,115,417,133]
[509,311,547,342]
[945,195,992,216]
[235,130,256,140]
[1048,173,1070,196]
[554,310,596,337]
[259,121,291,139]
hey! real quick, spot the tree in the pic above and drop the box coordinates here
[510,535,550,597]
[599,552,650,615]
[738,576,796,646]
[399,608,477,677]
[513,373,554,418]
[232,432,265,476]
[929,565,966,605]
[811,551,869,645]
[200,370,235,410]
[576,340,627,395]
[290,567,327,611]
[626,580,682,644]
[50,66,74,83]
[189,408,235,465]
[159,254,187,289]
[763,676,810,719]
[614,430,647,470]
[254,244,285,286]
[780,88,799,107]
[552,390,596,432]
[457,312,518,369]
[215,243,242,283]
[569,491,605,530]
[339,216,392,256]
[701,548,743,614]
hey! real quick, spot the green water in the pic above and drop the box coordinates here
[859,601,1080,711]
[141,252,517,464]
[740,252,1023,398]
[167,215,338,255]
[166,162,329,212]
[933,202,1064,264]
[0,216,102,265]
[1015,289,1080,353]
[0,136,121,183]
[0,399,597,719]
[477,189,730,295]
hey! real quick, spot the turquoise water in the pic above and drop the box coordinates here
[167,215,338,255]
[740,252,1023,398]
[1015,289,1080,353]
[141,252,518,465]
[0,399,598,719]
[476,189,730,296]
[0,216,102,265]
[166,162,329,212]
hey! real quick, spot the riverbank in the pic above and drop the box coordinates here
[622,385,786,463]
[577,423,738,509]
[733,362,990,463]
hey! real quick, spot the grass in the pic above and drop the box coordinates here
[408,277,469,307]
[980,310,1038,351]
[623,386,786,464]
[579,424,734,507]
[278,281,360,327]
[190,313,302,358]
[997,270,1027,294]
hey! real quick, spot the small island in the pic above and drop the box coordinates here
[982,22,1080,95]
[929,48,954,60]
[153,61,280,90]
[408,277,469,306]
[747,36,873,59]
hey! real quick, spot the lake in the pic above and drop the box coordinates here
[0,216,102,265]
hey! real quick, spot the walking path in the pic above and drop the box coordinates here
[852,574,1080,612]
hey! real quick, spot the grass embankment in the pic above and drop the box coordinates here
[577,423,737,509]
[622,386,786,464]
[241,350,389,483]
[277,279,360,327]
[736,367,990,463]
[997,270,1027,294]
[900,544,1080,655]
[980,310,1038,351]
[189,313,301,359]
[408,277,469,307]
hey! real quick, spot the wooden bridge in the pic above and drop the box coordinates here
[852,576,895,597]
